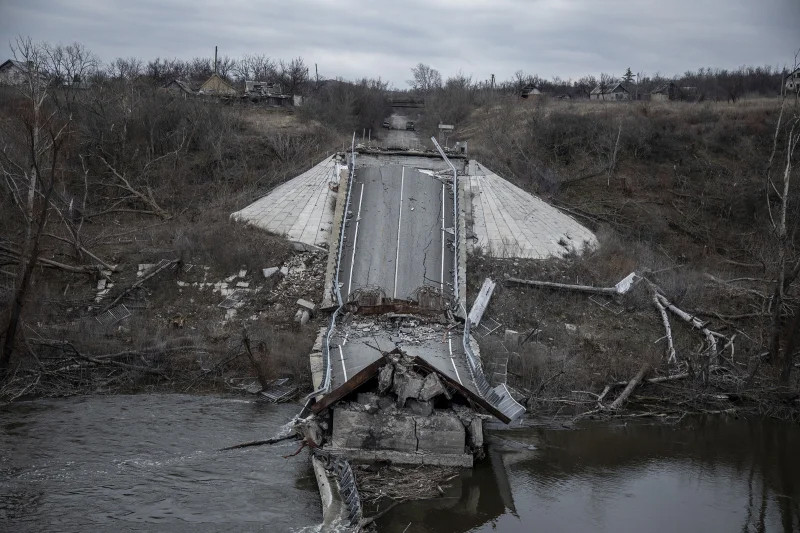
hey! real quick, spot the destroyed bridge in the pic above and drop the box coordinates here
[232,121,598,525]
[310,138,525,427]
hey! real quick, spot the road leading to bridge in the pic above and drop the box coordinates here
[338,164,455,303]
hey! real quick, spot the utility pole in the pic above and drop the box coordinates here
[315,63,319,87]
[214,46,218,74]
[490,73,495,90]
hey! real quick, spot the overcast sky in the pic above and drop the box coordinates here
[2,0,799,87]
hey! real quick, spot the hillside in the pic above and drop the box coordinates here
[459,96,800,419]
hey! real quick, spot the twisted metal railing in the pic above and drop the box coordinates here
[431,139,525,422]
[312,134,356,398]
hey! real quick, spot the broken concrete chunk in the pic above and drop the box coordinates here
[280,266,289,276]
[377,364,394,394]
[297,298,317,315]
[377,395,394,410]
[406,399,434,417]
[415,413,466,454]
[262,267,279,279]
[236,281,250,288]
[331,409,417,452]
[419,372,447,402]
[294,309,310,325]
[357,393,380,410]
[468,417,484,449]
[392,368,424,408]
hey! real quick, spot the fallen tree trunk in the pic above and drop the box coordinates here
[99,259,179,313]
[505,276,620,296]
[610,363,650,410]
[219,433,297,451]
[0,243,100,274]
[649,283,676,364]
[33,339,166,377]
[655,293,719,360]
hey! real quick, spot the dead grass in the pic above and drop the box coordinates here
[1,92,337,399]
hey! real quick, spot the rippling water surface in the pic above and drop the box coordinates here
[0,394,320,532]
[377,417,800,533]
[3,395,799,532]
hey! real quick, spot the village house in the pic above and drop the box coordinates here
[162,79,196,98]
[198,72,237,96]
[245,80,282,95]
[785,67,800,93]
[0,59,42,86]
[520,84,542,98]
[650,81,678,101]
[590,81,629,101]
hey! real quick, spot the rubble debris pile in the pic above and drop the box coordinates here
[317,353,486,468]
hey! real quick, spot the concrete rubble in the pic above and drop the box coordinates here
[305,351,485,468]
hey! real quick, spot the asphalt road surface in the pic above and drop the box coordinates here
[382,113,423,150]
[338,164,455,303]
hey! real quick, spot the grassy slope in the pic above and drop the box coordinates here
[459,97,799,418]
[1,102,344,399]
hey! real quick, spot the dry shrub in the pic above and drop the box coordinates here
[175,219,292,273]
[243,326,315,385]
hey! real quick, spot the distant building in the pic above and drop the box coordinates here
[245,80,283,96]
[520,85,542,98]
[785,68,800,93]
[0,59,39,86]
[162,79,196,98]
[590,82,629,101]
[198,73,237,96]
[650,81,678,101]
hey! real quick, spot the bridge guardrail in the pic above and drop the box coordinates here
[319,133,357,395]
[432,138,525,422]
[430,137,459,305]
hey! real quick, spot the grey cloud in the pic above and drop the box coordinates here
[1,0,798,87]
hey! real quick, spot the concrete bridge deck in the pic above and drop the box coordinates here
[338,164,455,303]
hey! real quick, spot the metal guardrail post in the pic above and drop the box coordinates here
[430,137,458,305]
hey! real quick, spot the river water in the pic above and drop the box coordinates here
[2,395,799,532]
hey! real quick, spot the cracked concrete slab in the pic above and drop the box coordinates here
[230,155,344,249]
[338,164,455,303]
[465,160,597,259]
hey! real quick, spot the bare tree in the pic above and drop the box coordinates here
[189,57,213,80]
[278,57,309,95]
[408,63,442,93]
[574,75,598,98]
[765,51,800,383]
[597,73,616,99]
[234,54,276,82]
[215,55,236,80]
[44,42,99,84]
[43,42,100,111]
[0,37,72,373]
[107,57,143,80]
